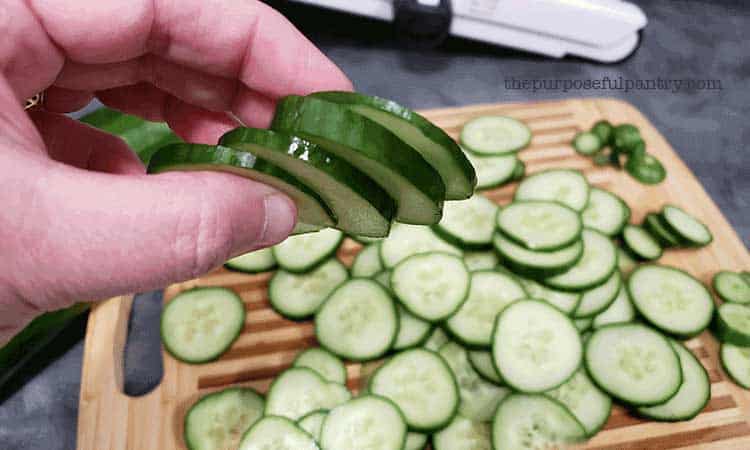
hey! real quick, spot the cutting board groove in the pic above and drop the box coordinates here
[77,98,750,450]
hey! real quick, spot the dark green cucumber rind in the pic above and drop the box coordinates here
[591,120,614,146]
[148,143,335,232]
[310,91,476,200]
[661,205,714,247]
[497,201,583,252]
[491,299,583,393]
[643,213,683,247]
[720,344,750,390]
[493,233,585,279]
[184,387,264,450]
[268,264,350,321]
[432,223,494,251]
[713,304,750,346]
[314,281,399,362]
[271,95,445,224]
[627,265,715,339]
[272,233,344,275]
[160,287,246,364]
[585,323,683,407]
[612,124,642,154]
[713,271,750,304]
[220,127,395,237]
[369,348,460,432]
[622,225,663,261]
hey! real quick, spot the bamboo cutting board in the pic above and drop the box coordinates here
[77,98,750,450]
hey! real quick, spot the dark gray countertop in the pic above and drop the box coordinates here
[1,1,747,448]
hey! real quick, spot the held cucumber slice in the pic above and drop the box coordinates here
[581,188,631,237]
[714,303,750,346]
[543,229,617,291]
[184,388,265,450]
[238,416,318,450]
[721,343,750,389]
[714,271,750,304]
[662,205,713,246]
[320,395,407,450]
[293,348,347,384]
[224,248,276,274]
[460,116,531,155]
[272,228,343,273]
[264,368,351,421]
[514,169,590,212]
[380,223,462,269]
[269,259,348,320]
[545,368,612,436]
[497,201,582,251]
[433,195,498,249]
[433,416,492,450]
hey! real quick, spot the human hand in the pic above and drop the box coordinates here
[0,0,352,344]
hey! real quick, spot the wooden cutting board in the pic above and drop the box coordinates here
[77,98,750,450]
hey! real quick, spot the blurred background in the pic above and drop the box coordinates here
[1,1,747,449]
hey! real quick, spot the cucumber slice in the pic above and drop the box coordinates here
[623,225,663,261]
[351,243,383,278]
[492,300,582,392]
[462,150,518,190]
[714,271,750,304]
[434,195,498,249]
[238,416,318,450]
[613,124,642,153]
[592,287,635,329]
[625,149,666,185]
[514,169,590,212]
[643,213,682,247]
[380,223,462,269]
[370,348,459,431]
[445,271,526,348]
[574,271,622,318]
[439,342,511,421]
[320,395,407,450]
[269,259,348,320]
[297,410,327,442]
[224,248,276,274]
[273,228,343,273]
[516,276,581,315]
[272,96,445,224]
[493,233,584,278]
[311,91,476,200]
[637,341,710,421]
[581,188,630,237]
[350,235,383,245]
[492,394,586,449]
[721,343,750,389]
[591,120,614,145]
[433,416,491,450]
[265,368,351,420]
[405,432,428,450]
[463,250,499,272]
[293,348,347,384]
[662,205,713,246]
[315,279,398,361]
[543,229,617,291]
[148,143,334,234]
[161,287,245,364]
[714,303,750,346]
[423,327,450,352]
[575,317,593,332]
[373,270,392,291]
[585,323,682,405]
[497,201,582,251]
[220,127,395,237]
[391,252,470,322]
[546,368,612,436]
[460,116,531,155]
[394,305,434,351]
[572,131,602,155]
[468,350,503,385]
[628,265,714,338]
[184,388,265,450]
[617,246,638,278]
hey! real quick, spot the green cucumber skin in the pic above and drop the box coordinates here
[220,127,396,237]
[713,306,750,346]
[310,91,476,200]
[643,213,683,247]
[272,95,445,224]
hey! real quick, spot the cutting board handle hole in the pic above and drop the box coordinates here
[121,292,164,397]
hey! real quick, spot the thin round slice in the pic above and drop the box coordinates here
[574,271,621,318]
[543,229,617,291]
[434,195,498,249]
[391,252,470,322]
[592,287,636,329]
[493,233,583,278]
[714,303,750,346]
[224,248,276,274]
[546,368,612,436]
[714,271,750,304]
[514,169,590,212]
[265,368,351,420]
[393,305,434,350]
[622,225,662,261]
[269,259,348,320]
[315,279,398,360]
[380,223,462,269]
[185,388,265,450]
[581,188,630,237]
[721,343,750,389]
[662,205,713,246]
[585,323,682,405]
[497,201,582,251]
[462,150,518,190]
[297,410,327,442]
[161,287,245,364]
[320,395,407,450]
[351,243,383,277]
[273,228,343,273]
[492,300,582,393]
[492,394,586,450]
[468,350,504,384]
[433,416,491,450]
[445,271,527,348]
[628,265,714,338]
[238,416,318,450]
[637,341,710,421]
[293,348,347,384]
[370,348,459,431]
[460,116,531,155]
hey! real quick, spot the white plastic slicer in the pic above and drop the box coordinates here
[290,0,647,63]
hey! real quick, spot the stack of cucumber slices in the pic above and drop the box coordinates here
[157,110,733,450]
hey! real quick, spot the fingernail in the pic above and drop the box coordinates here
[258,193,297,247]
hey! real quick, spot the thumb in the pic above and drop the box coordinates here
[11,162,296,312]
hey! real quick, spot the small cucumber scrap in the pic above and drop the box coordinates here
[497,201,582,251]
[572,131,603,155]
[721,343,750,389]
[433,415,492,450]
[514,169,590,212]
[224,248,276,274]
[293,348,347,384]
[460,116,531,155]
[265,368,351,421]
[320,395,407,450]
[269,259,348,320]
[714,271,750,304]
[434,195,498,249]
[661,205,712,246]
[273,228,343,273]
[546,368,612,436]
[184,388,265,450]
[714,303,750,346]
[238,416,318,450]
